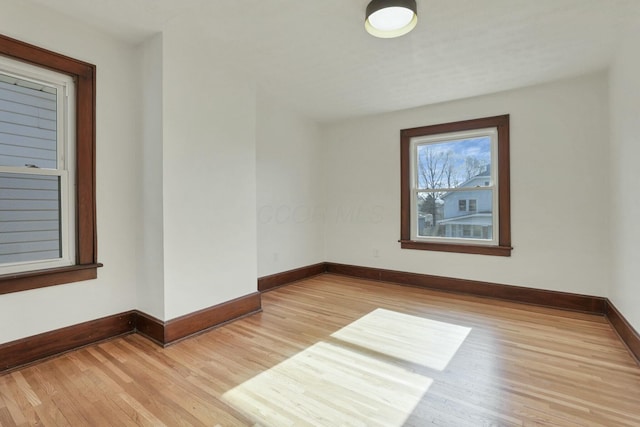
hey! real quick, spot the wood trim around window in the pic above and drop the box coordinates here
[0,34,101,293]
[400,114,512,256]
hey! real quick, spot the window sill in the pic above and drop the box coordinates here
[399,240,512,256]
[0,263,103,295]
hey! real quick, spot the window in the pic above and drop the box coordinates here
[0,34,100,294]
[0,59,74,273]
[400,115,511,256]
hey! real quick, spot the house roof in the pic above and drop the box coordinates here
[438,213,492,226]
[440,172,491,199]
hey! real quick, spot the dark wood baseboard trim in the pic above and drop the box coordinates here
[0,311,135,373]
[325,262,607,314]
[258,263,327,292]
[324,262,640,364]
[1,293,263,374]
[2,264,637,373]
[606,300,640,364]
[257,262,639,363]
[164,292,262,345]
[134,310,165,346]
[134,292,263,346]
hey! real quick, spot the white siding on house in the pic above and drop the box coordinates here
[0,78,57,169]
[0,172,61,264]
[442,189,492,219]
[0,75,61,266]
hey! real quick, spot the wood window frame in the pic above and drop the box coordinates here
[0,34,101,294]
[400,115,512,256]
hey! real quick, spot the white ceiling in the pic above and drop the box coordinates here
[24,0,640,122]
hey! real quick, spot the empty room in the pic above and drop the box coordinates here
[1,0,639,425]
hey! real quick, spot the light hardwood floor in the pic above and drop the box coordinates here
[1,274,639,426]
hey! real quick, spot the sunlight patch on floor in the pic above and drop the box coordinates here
[332,308,471,371]
[222,309,471,426]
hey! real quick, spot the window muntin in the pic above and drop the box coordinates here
[400,115,511,256]
[0,59,76,275]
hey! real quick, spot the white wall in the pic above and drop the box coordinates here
[0,0,140,343]
[2,0,633,345]
[256,93,324,277]
[160,17,258,320]
[323,73,611,297]
[137,33,165,320]
[609,24,640,332]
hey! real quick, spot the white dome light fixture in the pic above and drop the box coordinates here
[365,0,418,38]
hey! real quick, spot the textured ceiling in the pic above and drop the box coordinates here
[23,0,640,122]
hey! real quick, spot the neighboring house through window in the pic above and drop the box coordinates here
[0,34,100,294]
[0,56,75,273]
[400,115,512,256]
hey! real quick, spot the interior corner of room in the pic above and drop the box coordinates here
[0,0,639,393]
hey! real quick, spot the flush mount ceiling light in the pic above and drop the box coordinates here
[365,0,418,38]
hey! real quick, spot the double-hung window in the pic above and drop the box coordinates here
[400,115,512,256]
[0,34,99,294]
[0,57,75,274]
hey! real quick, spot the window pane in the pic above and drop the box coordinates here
[0,172,61,264]
[416,136,491,190]
[416,192,442,237]
[417,189,493,240]
[0,73,57,169]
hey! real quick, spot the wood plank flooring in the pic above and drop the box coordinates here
[1,274,639,426]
